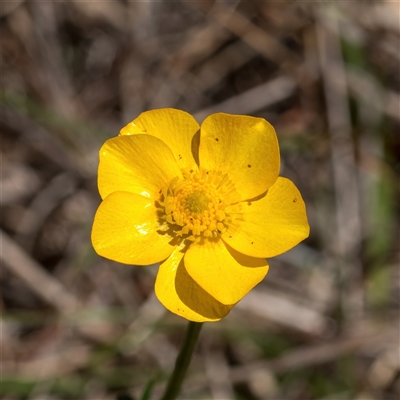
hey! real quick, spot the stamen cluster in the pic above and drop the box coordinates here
[160,169,239,241]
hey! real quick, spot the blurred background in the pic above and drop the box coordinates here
[1,1,399,399]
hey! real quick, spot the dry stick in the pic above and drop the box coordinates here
[149,23,230,109]
[191,0,301,70]
[193,40,257,92]
[1,230,79,313]
[194,76,296,122]
[0,230,115,342]
[316,7,364,321]
[15,173,77,244]
[154,40,259,112]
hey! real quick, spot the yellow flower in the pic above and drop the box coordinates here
[92,109,309,322]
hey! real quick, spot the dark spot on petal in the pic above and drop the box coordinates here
[229,236,232,239]
[248,164,251,168]
[247,202,252,206]
[293,198,297,203]
[215,138,219,142]
[251,242,254,244]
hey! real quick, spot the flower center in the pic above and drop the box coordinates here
[159,169,240,241]
[184,190,210,213]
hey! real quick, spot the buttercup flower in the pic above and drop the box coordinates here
[92,109,309,322]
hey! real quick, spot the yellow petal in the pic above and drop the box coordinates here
[223,177,310,258]
[184,239,269,305]
[92,191,175,265]
[98,134,182,200]
[119,108,200,171]
[155,246,233,322]
[199,113,280,201]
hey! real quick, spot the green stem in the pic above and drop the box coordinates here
[160,321,203,400]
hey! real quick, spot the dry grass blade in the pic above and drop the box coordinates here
[194,76,296,121]
[235,288,331,337]
[192,1,302,69]
[3,345,91,380]
[230,326,397,380]
[316,5,364,321]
